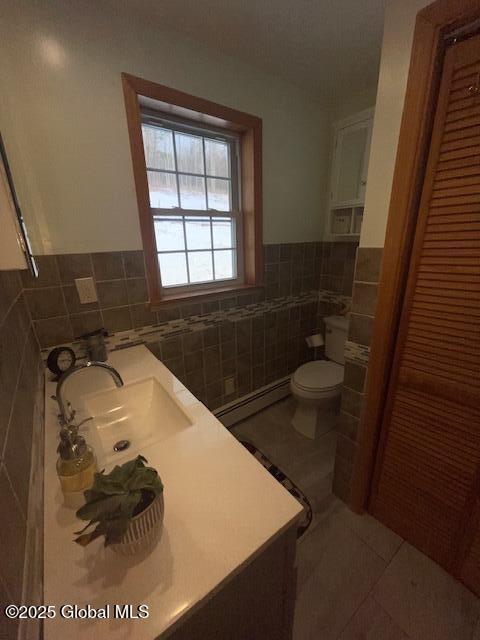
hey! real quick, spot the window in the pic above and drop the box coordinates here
[122,74,263,305]
[141,119,241,289]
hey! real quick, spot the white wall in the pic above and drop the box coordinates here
[359,0,430,248]
[330,86,378,124]
[0,0,332,254]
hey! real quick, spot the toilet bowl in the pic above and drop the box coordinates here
[291,315,348,439]
[290,360,344,439]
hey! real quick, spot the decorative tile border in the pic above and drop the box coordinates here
[41,289,350,362]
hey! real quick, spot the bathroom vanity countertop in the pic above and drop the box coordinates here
[43,345,302,639]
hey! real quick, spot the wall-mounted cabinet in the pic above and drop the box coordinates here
[326,108,374,240]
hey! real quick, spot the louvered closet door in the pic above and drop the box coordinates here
[369,34,480,592]
[461,495,480,593]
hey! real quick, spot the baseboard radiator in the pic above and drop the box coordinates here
[214,376,291,428]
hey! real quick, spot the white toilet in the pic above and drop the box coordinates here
[290,315,348,439]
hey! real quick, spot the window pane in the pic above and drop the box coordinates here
[147,171,178,208]
[185,217,211,250]
[214,250,234,280]
[158,253,188,286]
[207,178,230,211]
[205,139,229,178]
[179,174,207,210]
[142,126,175,170]
[154,217,185,251]
[188,251,213,283]
[212,218,234,248]
[175,132,204,174]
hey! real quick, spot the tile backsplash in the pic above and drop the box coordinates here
[22,251,149,346]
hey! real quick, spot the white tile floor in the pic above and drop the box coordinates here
[231,397,480,640]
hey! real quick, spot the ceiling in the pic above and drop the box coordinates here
[133,0,387,104]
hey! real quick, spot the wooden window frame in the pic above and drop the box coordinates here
[122,73,263,306]
[349,0,480,514]
[142,117,243,293]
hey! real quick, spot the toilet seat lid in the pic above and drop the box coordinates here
[293,360,344,391]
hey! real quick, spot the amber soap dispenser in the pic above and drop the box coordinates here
[57,426,97,508]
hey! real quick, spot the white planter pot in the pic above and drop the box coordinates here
[111,493,164,556]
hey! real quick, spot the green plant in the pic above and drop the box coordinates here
[74,455,163,547]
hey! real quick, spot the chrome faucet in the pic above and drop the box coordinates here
[55,361,124,425]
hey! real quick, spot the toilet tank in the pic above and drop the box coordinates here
[324,315,349,364]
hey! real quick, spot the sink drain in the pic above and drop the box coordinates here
[113,439,130,452]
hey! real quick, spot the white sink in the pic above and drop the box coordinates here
[81,376,193,463]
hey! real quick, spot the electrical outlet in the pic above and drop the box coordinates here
[224,376,235,396]
[75,277,97,304]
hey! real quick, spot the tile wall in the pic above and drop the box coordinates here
[332,248,383,503]
[0,269,44,640]
[144,293,342,409]
[26,242,358,410]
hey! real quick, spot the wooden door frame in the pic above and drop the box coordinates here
[350,0,480,513]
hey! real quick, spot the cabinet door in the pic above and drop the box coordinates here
[332,119,372,207]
